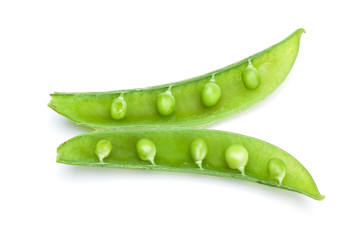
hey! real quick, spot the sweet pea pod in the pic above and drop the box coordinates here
[57,129,324,200]
[49,29,305,128]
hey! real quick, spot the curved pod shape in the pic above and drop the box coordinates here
[57,128,324,200]
[49,29,305,128]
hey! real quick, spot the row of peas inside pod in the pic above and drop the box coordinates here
[95,137,286,184]
[110,61,260,120]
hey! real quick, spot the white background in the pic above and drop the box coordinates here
[1,1,350,239]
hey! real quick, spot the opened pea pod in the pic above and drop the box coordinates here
[49,29,305,128]
[57,129,324,200]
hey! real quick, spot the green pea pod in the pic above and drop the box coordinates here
[49,29,305,128]
[57,129,324,200]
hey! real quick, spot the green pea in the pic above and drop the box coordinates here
[136,138,156,165]
[95,139,112,163]
[111,96,127,120]
[242,60,261,90]
[267,158,286,184]
[156,91,175,116]
[225,144,248,175]
[190,138,208,169]
[201,82,221,107]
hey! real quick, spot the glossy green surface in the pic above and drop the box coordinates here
[201,82,222,107]
[57,129,324,200]
[49,29,305,128]
[156,91,175,116]
[225,144,248,175]
[242,61,261,90]
[268,158,286,184]
[190,138,208,169]
[136,138,156,165]
[110,97,127,120]
[95,139,112,163]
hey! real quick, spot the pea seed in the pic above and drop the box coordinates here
[95,139,112,163]
[225,144,248,175]
[201,82,221,107]
[267,158,286,184]
[136,138,156,165]
[156,90,175,116]
[242,59,261,90]
[190,138,208,169]
[111,96,127,120]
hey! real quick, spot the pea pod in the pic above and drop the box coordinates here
[57,129,324,200]
[49,29,305,128]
